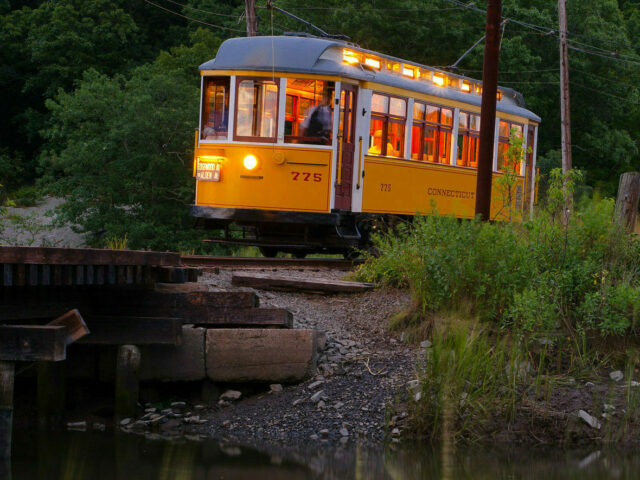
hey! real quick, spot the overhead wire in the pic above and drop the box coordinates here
[143,0,246,32]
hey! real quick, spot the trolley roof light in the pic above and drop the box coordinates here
[342,50,361,65]
[364,57,381,70]
[402,66,415,78]
[433,73,445,87]
[461,80,472,92]
[243,154,258,170]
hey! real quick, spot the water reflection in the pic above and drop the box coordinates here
[9,431,640,479]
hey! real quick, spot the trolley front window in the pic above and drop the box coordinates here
[235,78,279,142]
[201,77,230,140]
[284,79,335,145]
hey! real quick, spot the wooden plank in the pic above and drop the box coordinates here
[231,272,374,293]
[0,246,180,266]
[89,290,259,319]
[0,326,66,362]
[77,316,182,345]
[47,309,90,345]
[197,308,293,328]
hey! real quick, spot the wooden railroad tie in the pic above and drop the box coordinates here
[231,272,374,294]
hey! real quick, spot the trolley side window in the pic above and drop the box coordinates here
[201,77,230,140]
[456,111,480,168]
[235,78,279,142]
[410,102,453,164]
[497,120,524,173]
[368,93,406,158]
[284,79,335,145]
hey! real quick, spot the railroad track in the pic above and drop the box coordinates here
[180,255,364,269]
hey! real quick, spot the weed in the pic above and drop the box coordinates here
[106,234,128,250]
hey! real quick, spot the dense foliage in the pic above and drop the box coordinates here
[1,0,639,249]
[357,170,640,341]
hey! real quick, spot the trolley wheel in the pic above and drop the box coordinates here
[259,247,278,258]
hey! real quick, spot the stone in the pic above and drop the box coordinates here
[631,381,640,387]
[391,427,401,436]
[414,391,422,402]
[578,410,601,429]
[67,421,87,431]
[120,418,132,426]
[333,402,344,410]
[610,370,624,382]
[310,434,319,440]
[292,398,304,406]
[171,401,186,408]
[269,384,283,393]
[139,326,206,381]
[206,329,318,383]
[317,400,326,409]
[407,380,419,391]
[308,380,324,390]
[145,407,157,413]
[339,427,349,437]
[585,382,595,387]
[310,390,325,403]
[420,340,432,348]
[319,429,329,438]
[603,403,615,412]
[220,390,242,401]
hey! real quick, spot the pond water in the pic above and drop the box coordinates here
[6,431,640,479]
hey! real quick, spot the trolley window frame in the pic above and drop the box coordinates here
[368,92,407,158]
[233,76,281,144]
[410,100,453,165]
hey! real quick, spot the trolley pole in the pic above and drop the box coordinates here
[245,0,258,37]
[475,0,502,221]
[558,0,572,175]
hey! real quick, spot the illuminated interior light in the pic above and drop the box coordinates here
[476,85,483,94]
[243,154,258,170]
[364,57,381,69]
[433,74,445,86]
[343,50,360,65]
[496,91,503,101]
[402,66,415,78]
[461,81,471,92]
[198,156,225,163]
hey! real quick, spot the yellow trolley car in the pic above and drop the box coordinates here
[191,35,540,257]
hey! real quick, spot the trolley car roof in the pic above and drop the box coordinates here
[200,36,540,123]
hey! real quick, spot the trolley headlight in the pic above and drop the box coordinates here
[243,154,258,170]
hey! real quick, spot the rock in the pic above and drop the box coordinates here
[144,407,157,413]
[319,429,329,438]
[317,400,326,409]
[194,404,206,411]
[310,390,324,403]
[414,391,422,402]
[420,340,432,348]
[120,418,132,426]
[67,421,87,431]
[92,422,106,432]
[161,408,173,415]
[292,398,304,406]
[339,427,349,437]
[578,410,601,429]
[391,427,401,436]
[585,382,595,387]
[333,402,344,410]
[308,380,324,390]
[610,370,624,382]
[310,434,319,440]
[269,384,283,393]
[407,379,419,391]
[171,401,186,408]
[220,390,242,401]
[222,420,231,427]
[603,403,615,412]
[631,381,640,387]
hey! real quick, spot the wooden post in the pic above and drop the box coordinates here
[115,345,140,421]
[0,361,14,459]
[558,0,572,175]
[245,0,258,36]
[475,0,502,221]
[615,172,640,232]
[37,362,66,429]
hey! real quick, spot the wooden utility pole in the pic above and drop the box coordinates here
[558,0,572,174]
[475,0,502,221]
[245,0,258,37]
[615,172,640,232]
